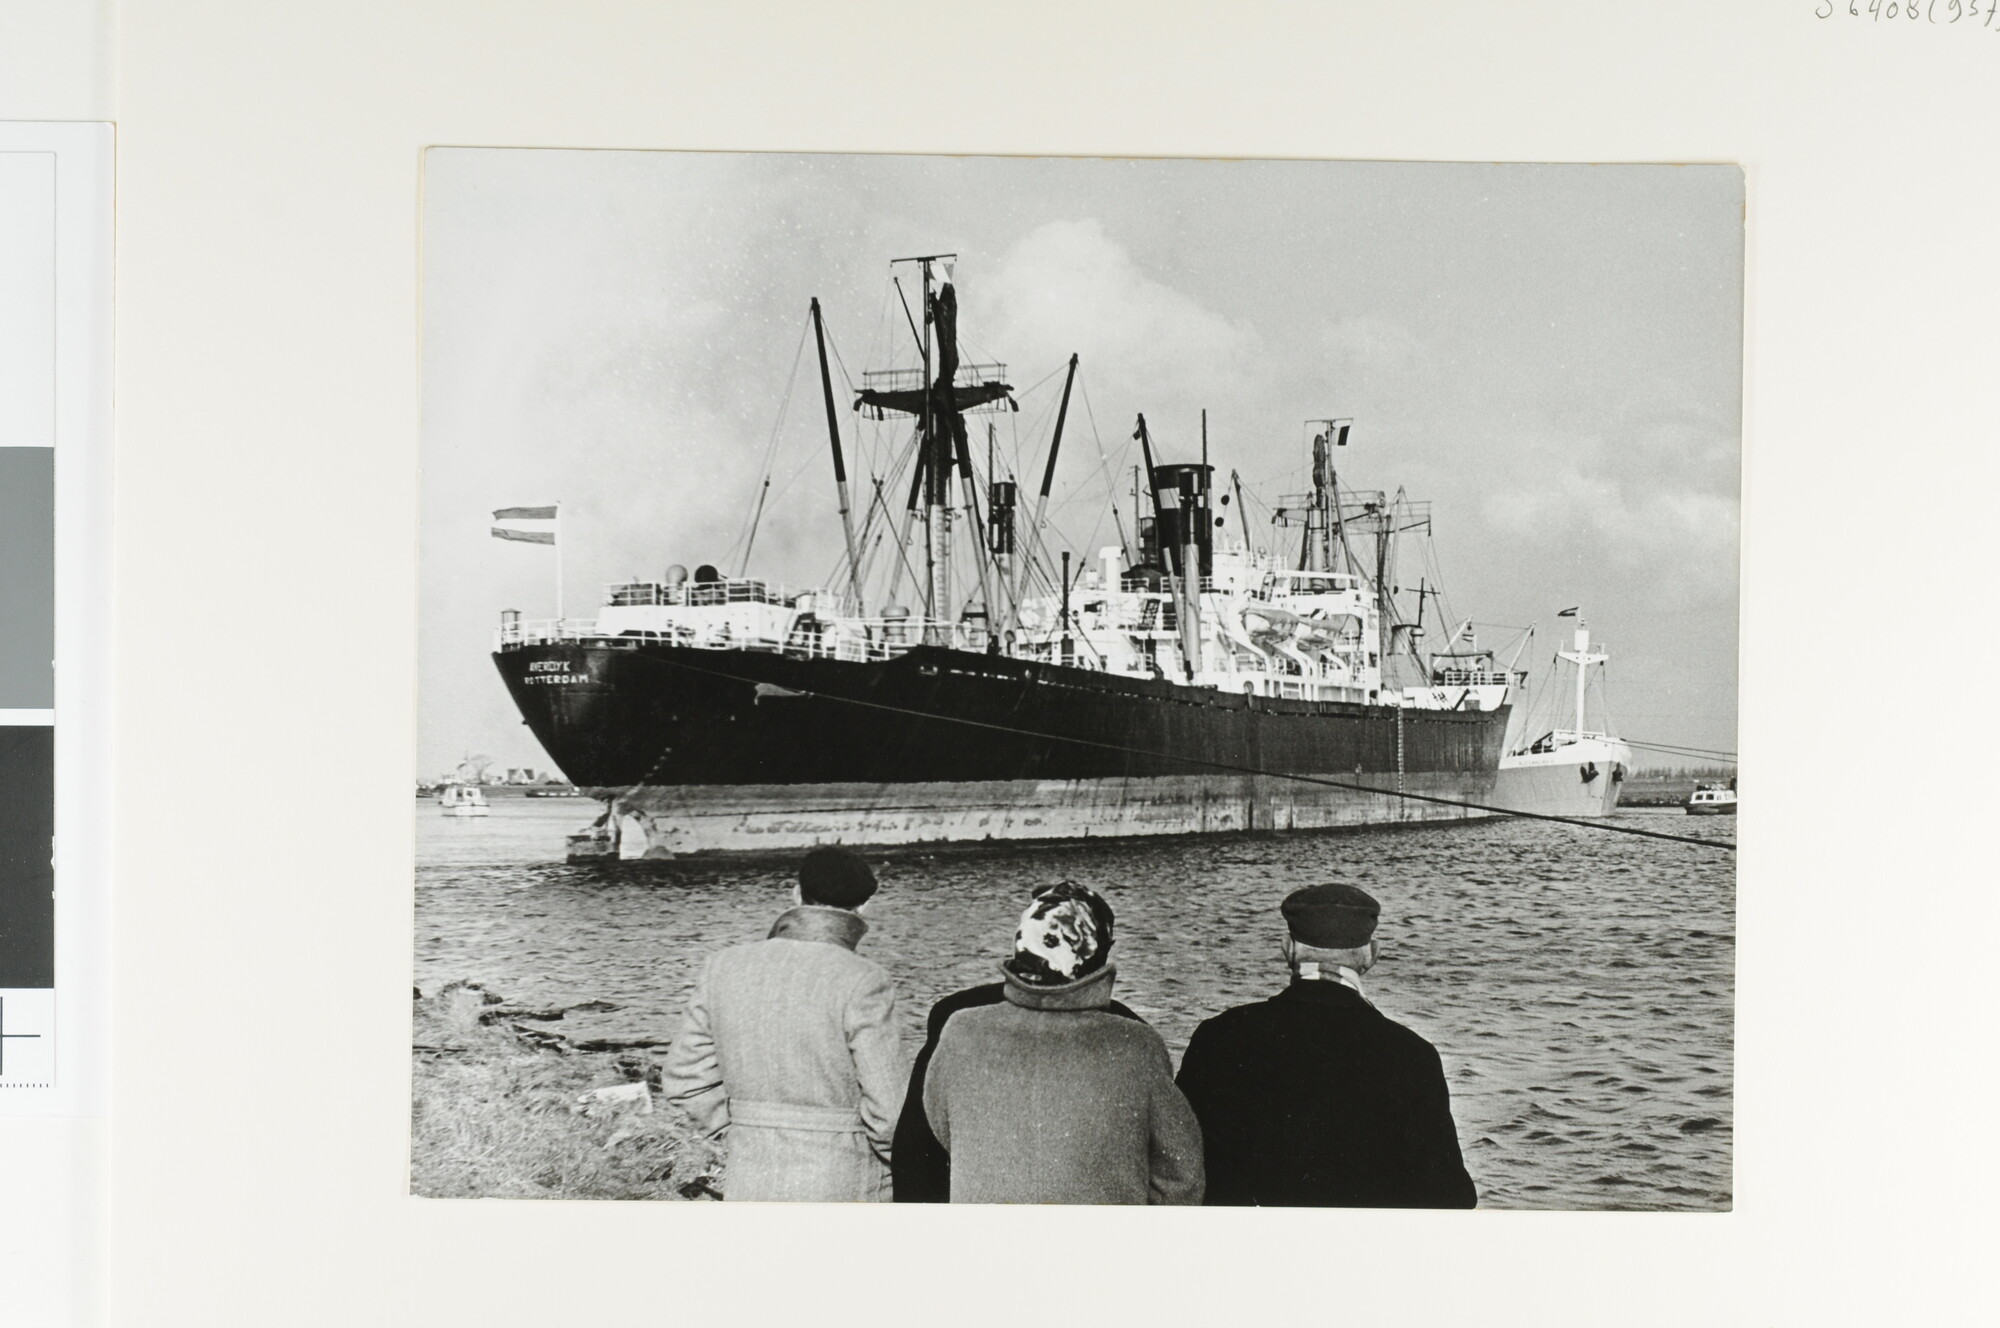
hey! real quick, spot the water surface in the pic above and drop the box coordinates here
[415,798,1734,1210]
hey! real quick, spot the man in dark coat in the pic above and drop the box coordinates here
[1174,882,1476,1208]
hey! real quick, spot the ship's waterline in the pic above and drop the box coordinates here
[581,769,1506,860]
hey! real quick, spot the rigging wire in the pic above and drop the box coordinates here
[1072,374,1134,566]
[628,650,1735,852]
[726,315,812,574]
[1620,738,1738,762]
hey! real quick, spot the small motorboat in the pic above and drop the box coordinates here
[1685,781,1737,816]
[439,782,490,817]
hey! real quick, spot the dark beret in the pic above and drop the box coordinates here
[1281,882,1381,948]
[798,846,877,909]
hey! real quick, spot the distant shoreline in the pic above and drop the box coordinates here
[417,783,583,799]
[1618,775,1734,809]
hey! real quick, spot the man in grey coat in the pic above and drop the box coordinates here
[660,847,907,1201]
[921,883,1204,1205]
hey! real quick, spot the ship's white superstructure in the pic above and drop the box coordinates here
[543,534,1512,715]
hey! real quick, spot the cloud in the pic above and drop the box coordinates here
[1476,407,1740,606]
[1320,315,1432,382]
[969,219,1268,430]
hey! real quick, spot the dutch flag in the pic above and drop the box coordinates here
[491,505,557,545]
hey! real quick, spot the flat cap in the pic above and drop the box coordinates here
[1281,882,1381,948]
[798,845,877,909]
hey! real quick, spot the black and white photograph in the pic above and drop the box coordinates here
[13,3,1996,1322]
[414,149,1740,1209]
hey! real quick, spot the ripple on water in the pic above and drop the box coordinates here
[415,802,1733,1210]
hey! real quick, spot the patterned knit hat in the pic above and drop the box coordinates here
[1006,882,1115,986]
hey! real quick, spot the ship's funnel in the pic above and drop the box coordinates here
[989,480,1017,555]
[1149,462,1215,577]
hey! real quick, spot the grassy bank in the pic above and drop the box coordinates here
[411,981,722,1200]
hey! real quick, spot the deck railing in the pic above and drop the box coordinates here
[495,614,989,661]
[602,579,854,611]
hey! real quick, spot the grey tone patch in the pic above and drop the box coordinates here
[0,448,54,707]
[0,726,54,987]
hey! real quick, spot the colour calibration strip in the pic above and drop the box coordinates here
[1,124,111,1111]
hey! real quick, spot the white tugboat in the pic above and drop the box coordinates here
[1492,611,1633,818]
[1686,781,1737,816]
[438,781,490,818]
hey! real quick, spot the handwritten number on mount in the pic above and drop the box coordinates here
[1818,0,1999,22]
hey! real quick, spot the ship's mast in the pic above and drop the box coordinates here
[1178,469,1203,678]
[1573,624,1590,736]
[1407,578,1440,674]
[1316,433,1332,572]
[1306,419,1352,574]
[987,421,1013,634]
[854,254,1014,643]
[1557,613,1609,736]
[921,259,945,642]
[1026,353,1078,615]
[1135,414,1165,561]
[1130,465,1142,565]
[1188,411,1207,678]
[952,417,991,637]
[809,298,865,614]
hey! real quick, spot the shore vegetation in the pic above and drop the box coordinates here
[411,981,722,1201]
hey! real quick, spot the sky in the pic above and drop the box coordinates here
[420,151,1741,779]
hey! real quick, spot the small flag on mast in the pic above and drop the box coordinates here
[492,505,557,544]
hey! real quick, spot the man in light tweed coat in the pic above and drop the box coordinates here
[660,847,907,1201]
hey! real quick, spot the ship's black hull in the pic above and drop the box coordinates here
[493,641,1513,857]
[493,641,1509,788]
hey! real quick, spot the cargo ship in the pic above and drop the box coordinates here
[492,255,1523,860]
[1492,612,1634,818]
